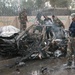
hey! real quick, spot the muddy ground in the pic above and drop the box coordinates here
[0,57,75,75]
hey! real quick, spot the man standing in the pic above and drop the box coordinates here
[67,13,75,66]
[19,9,28,30]
[43,15,53,39]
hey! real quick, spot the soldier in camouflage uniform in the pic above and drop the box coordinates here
[52,15,65,28]
[36,11,42,23]
[19,9,28,30]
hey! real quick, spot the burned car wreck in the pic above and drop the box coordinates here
[0,25,44,57]
[0,25,68,60]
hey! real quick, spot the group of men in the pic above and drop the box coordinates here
[36,13,75,66]
[19,9,64,30]
[36,12,64,28]
[19,9,75,66]
[18,9,65,41]
[36,12,65,39]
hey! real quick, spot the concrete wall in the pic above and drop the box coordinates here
[0,16,71,30]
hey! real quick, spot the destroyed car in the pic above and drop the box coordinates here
[0,25,45,57]
[0,25,68,60]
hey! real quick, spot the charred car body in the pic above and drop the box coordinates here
[0,25,68,60]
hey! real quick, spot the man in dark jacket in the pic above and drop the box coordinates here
[67,13,75,66]
[52,15,65,28]
[69,14,75,37]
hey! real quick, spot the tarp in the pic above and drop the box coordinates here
[0,25,20,37]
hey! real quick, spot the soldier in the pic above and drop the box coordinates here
[36,11,42,23]
[19,9,28,30]
[52,15,65,28]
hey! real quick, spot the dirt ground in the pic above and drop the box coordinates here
[0,58,75,75]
